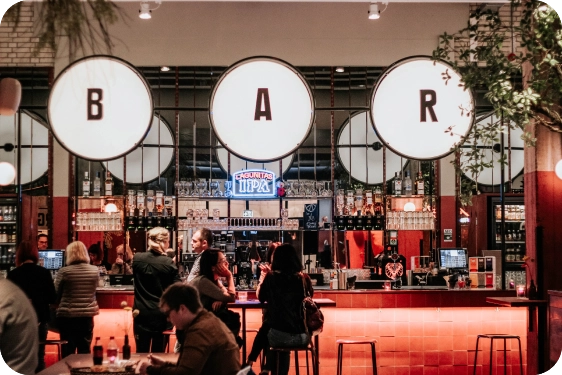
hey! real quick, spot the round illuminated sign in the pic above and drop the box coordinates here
[210,56,315,162]
[460,113,524,186]
[0,112,48,184]
[216,141,294,176]
[48,55,153,161]
[337,111,402,184]
[105,115,174,183]
[370,56,474,160]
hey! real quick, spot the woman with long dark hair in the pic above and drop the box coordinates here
[8,240,56,372]
[257,244,313,375]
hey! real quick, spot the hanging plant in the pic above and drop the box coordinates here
[432,0,562,205]
[4,0,123,59]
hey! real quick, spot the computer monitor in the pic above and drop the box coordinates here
[438,248,468,270]
[38,250,65,270]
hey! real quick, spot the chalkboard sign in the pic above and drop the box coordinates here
[304,204,319,230]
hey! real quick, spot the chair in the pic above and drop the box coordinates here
[163,329,176,353]
[269,341,317,375]
[473,334,523,375]
[336,337,378,375]
[40,339,68,361]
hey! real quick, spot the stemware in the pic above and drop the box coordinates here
[336,189,345,216]
[316,181,325,197]
[285,181,294,197]
[224,181,233,198]
[323,181,333,197]
[210,181,223,197]
[198,180,210,197]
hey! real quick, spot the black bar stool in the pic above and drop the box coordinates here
[269,341,317,375]
[336,338,378,375]
[473,334,523,375]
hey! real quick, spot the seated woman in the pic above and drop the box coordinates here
[189,249,242,346]
[257,244,313,375]
[111,244,133,275]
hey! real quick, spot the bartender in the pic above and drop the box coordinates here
[37,234,48,251]
[111,244,133,275]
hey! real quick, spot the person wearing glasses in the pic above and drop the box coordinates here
[133,227,181,353]
[37,234,48,251]
[139,283,240,375]
[111,244,133,275]
[189,249,242,347]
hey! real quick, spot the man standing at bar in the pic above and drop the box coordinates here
[186,228,212,282]
[37,234,48,251]
[139,284,240,375]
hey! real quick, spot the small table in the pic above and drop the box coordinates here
[228,298,336,373]
[486,297,547,332]
[37,353,178,375]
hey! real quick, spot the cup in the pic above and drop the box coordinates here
[238,291,248,302]
[516,285,526,298]
[384,281,391,291]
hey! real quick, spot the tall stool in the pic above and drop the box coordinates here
[40,339,68,361]
[336,338,378,375]
[246,328,264,368]
[473,334,523,375]
[269,342,317,375]
[163,329,176,353]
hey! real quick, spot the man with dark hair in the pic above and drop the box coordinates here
[37,233,48,251]
[139,283,240,375]
[186,227,212,282]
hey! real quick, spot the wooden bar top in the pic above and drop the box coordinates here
[486,296,548,307]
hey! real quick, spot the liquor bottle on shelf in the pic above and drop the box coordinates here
[363,190,374,216]
[82,172,91,197]
[6,206,13,221]
[374,186,383,215]
[146,190,155,216]
[393,172,402,196]
[104,172,113,196]
[93,172,101,197]
[403,171,412,197]
[416,171,424,196]
[354,188,363,216]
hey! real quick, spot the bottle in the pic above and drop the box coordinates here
[107,336,118,364]
[393,172,402,196]
[93,172,101,197]
[82,172,91,197]
[122,334,131,360]
[415,171,424,196]
[374,186,383,215]
[528,279,538,300]
[104,172,113,196]
[403,171,412,196]
[93,337,103,365]
[6,206,13,221]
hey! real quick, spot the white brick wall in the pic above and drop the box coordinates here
[0,2,54,67]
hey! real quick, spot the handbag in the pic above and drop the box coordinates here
[301,274,324,336]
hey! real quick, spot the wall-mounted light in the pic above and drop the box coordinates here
[104,203,118,213]
[335,67,345,73]
[139,0,161,20]
[555,159,562,180]
[368,2,388,20]
[0,161,16,186]
[403,202,416,212]
[160,66,170,72]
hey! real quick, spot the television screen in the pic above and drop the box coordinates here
[38,250,65,270]
[439,248,468,269]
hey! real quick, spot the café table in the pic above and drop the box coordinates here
[37,353,178,375]
[228,297,336,374]
[486,296,547,332]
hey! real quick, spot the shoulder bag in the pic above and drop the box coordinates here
[301,273,324,336]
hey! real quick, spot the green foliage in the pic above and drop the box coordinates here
[433,0,561,205]
[5,0,122,59]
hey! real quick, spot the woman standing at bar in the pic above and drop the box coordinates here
[8,240,56,372]
[258,244,313,375]
[133,227,180,353]
[55,241,99,358]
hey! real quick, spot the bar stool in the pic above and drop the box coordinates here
[40,339,68,361]
[473,334,523,375]
[163,329,176,353]
[269,341,317,375]
[246,328,264,368]
[336,337,378,375]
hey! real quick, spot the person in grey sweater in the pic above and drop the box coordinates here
[0,278,39,375]
[54,241,100,358]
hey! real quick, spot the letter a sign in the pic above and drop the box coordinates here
[48,56,153,161]
[370,56,474,160]
[210,57,315,162]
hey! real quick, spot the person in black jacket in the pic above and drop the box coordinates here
[133,227,180,353]
[8,240,56,372]
[257,244,313,375]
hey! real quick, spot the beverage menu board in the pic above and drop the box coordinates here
[39,250,64,270]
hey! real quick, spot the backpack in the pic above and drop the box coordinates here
[301,274,324,336]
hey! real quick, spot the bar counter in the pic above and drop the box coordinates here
[44,287,527,375]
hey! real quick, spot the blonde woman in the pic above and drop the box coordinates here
[54,241,99,358]
[133,227,180,353]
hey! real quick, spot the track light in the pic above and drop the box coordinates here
[139,0,161,20]
[368,3,380,20]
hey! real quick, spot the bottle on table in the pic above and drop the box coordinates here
[122,334,131,360]
[93,172,101,197]
[107,336,118,364]
[93,337,103,365]
[82,172,91,197]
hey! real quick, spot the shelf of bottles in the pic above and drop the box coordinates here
[125,189,176,231]
[334,186,385,231]
[494,204,526,264]
[0,202,17,270]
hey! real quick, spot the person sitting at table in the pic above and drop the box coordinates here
[257,244,313,375]
[189,249,242,347]
[139,283,240,375]
[111,244,133,275]
[247,241,280,370]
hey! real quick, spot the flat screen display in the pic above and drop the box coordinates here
[39,250,65,270]
[439,248,468,269]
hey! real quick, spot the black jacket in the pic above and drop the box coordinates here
[133,250,180,331]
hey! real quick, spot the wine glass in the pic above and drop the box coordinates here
[199,180,210,197]
[336,189,345,216]
[323,181,333,197]
[210,181,223,197]
[224,181,233,198]
[317,181,325,197]
[285,181,294,197]
[174,181,182,196]
[293,181,302,197]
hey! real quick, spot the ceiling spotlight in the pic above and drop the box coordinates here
[335,67,345,73]
[368,3,380,20]
[160,66,170,72]
[139,2,151,19]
